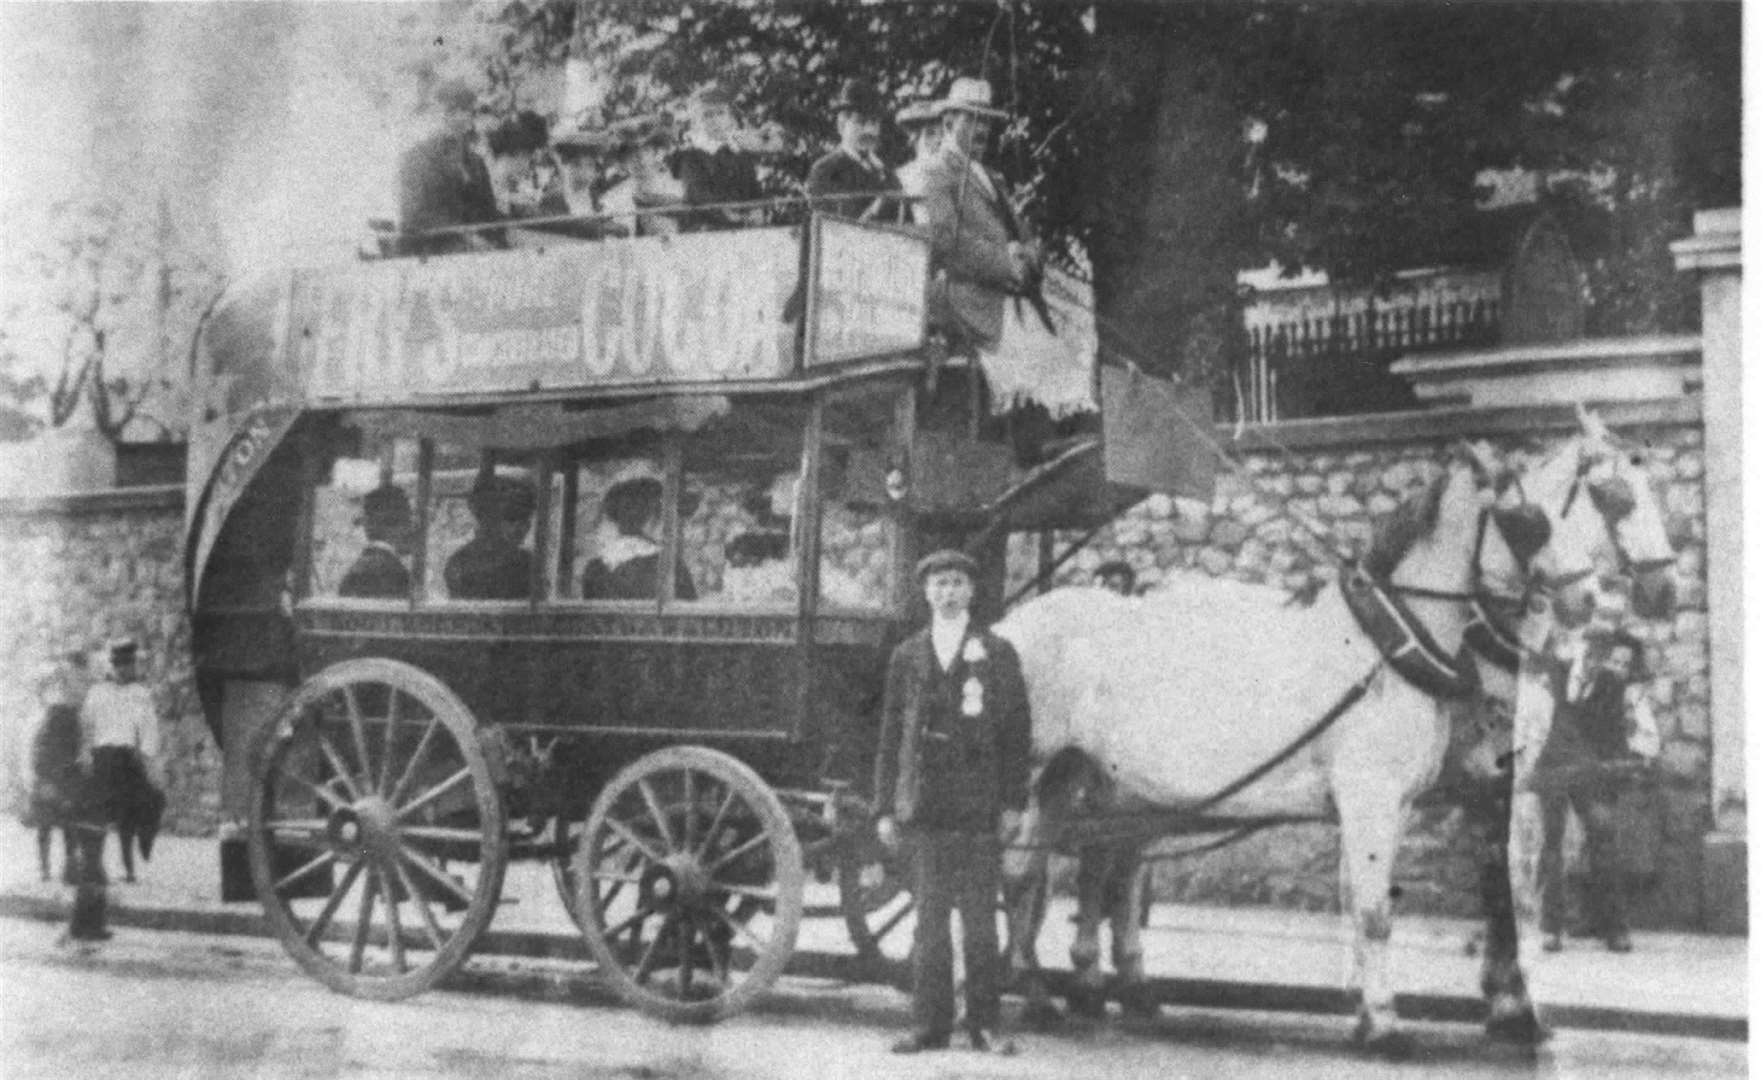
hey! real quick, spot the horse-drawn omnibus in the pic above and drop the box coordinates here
[184,210,1192,1020]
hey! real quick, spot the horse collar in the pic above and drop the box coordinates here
[1342,564,1479,700]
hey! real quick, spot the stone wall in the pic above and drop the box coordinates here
[1010,399,1713,929]
[0,487,219,836]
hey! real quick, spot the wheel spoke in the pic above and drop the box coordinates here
[315,733,365,801]
[396,767,472,822]
[398,848,476,910]
[284,770,350,815]
[600,900,660,942]
[303,859,365,949]
[264,818,328,840]
[343,685,373,794]
[398,825,488,845]
[602,817,666,867]
[707,830,770,875]
[872,897,914,940]
[711,881,778,910]
[633,913,672,985]
[707,901,767,956]
[692,909,730,986]
[377,863,408,975]
[677,910,696,996]
[274,849,337,894]
[377,690,403,795]
[388,717,441,806]
[681,769,696,854]
[590,870,645,885]
[694,787,737,860]
[636,778,676,853]
[395,857,446,951]
[348,868,379,973]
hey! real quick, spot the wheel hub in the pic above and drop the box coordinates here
[328,796,400,859]
[645,855,712,909]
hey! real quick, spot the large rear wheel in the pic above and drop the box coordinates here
[574,746,803,1023]
[246,658,506,1000]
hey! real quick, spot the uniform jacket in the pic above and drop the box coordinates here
[339,544,411,599]
[443,536,532,600]
[919,146,1034,348]
[1533,651,1635,791]
[398,131,507,255]
[807,148,903,223]
[873,624,1031,830]
[673,145,764,231]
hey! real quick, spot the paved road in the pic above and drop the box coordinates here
[0,918,1744,1080]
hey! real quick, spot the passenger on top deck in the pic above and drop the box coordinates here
[673,83,766,231]
[485,110,568,221]
[919,78,1045,352]
[893,98,944,221]
[581,477,697,601]
[397,79,508,256]
[339,483,414,600]
[600,117,684,239]
[807,80,903,224]
[552,121,617,234]
[445,473,535,601]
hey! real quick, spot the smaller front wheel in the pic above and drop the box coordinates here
[574,747,803,1023]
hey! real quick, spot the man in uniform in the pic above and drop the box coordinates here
[398,78,508,256]
[919,78,1043,351]
[874,550,1031,1055]
[807,79,901,222]
[339,483,414,599]
[445,472,536,600]
[81,639,163,885]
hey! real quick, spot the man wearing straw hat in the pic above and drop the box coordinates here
[919,77,1044,351]
[873,549,1030,1055]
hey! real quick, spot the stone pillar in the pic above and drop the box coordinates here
[1671,207,1745,933]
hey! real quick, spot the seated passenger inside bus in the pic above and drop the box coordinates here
[445,472,536,600]
[580,476,695,600]
[338,483,414,599]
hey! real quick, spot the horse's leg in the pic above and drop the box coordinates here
[1109,843,1157,1019]
[1472,774,1547,1043]
[1066,844,1109,1018]
[1335,781,1415,1058]
[1000,800,1060,1029]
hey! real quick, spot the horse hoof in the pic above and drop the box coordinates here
[1120,995,1159,1020]
[1362,1030,1415,1060]
[1065,988,1107,1020]
[1352,1016,1414,1060]
[1021,999,1063,1031]
[1486,1009,1551,1045]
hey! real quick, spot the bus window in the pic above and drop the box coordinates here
[309,433,419,602]
[676,401,807,608]
[427,445,539,602]
[818,385,902,613]
[566,449,670,602]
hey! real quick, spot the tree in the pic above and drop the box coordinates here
[435,1,1739,391]
[0,196,220,441]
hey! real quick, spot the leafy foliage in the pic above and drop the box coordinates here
[0,198,220,440]
[439,0,1736,383]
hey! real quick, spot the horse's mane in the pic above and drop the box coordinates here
[1362,469,1447,580]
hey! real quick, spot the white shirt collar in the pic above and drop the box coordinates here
[930,612,971,670]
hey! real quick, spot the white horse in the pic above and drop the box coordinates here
[996,408,1677,1054]
[996,444,1504,1055]
[1490,407,1677,1029]
[1440,405,1677,1042]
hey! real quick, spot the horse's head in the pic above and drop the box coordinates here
[1368,442,1501,593]
[1517,406,1677,620]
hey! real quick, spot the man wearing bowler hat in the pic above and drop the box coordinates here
[807,79,902,223]
[339,483,415,599]
[81,639,163,886]
[920,77,1046,351]
[873,549,1031,1055]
